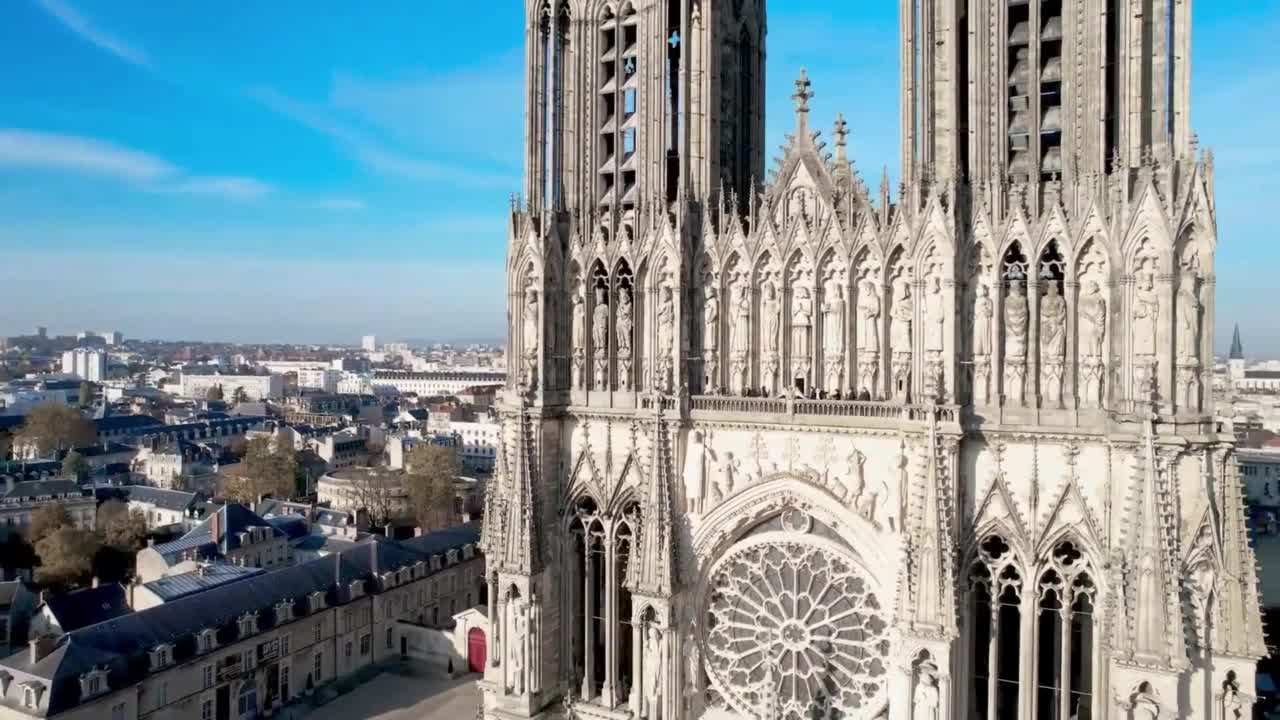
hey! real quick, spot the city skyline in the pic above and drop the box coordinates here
[1,1,1277,349]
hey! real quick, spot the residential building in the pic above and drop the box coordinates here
[0,524,482,720]
[119,486,203,531]
[310,432,366,471]
[101,332,123,347]
[1240,447,1280,509]
[368,371,503,397]
[362,335,377,352]
[29,584,131,639]
[296,368,340,393]
[316,468,411,522]
[134,504,290,583]
[0,482,95,534]
[178,373,283,402]
[448,421,499,475]
[130,564,264,611]
[60,350,105,384]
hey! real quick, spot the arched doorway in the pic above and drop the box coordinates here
[467,627,487,673]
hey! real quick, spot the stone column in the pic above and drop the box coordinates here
[1027,279,1041,408]
[581,543,595,699]
[1058,606,1073,720]
[601,536,617,706]
[488,577,500,668]
[629,616,641,712]
[1065,280,1079,408]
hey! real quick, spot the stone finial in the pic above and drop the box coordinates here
[833,113,849,151]
[792,68,814,120]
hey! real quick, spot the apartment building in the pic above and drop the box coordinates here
[0,524,482,720]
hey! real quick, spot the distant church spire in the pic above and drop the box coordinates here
[1230,323,1244,360]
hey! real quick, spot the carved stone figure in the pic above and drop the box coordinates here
[846,447,866,504]
[858,280,881,352]
[890,278,913,354]
[761,283,781,354]
[925,275,945,352]
[823,280,846,355]
[972,284,993,356]
[617,288,634,354]
[683,430,707,514]
[1040,282,1067,358]
[913,662,941,720]
[509,602,527,693]
[1080,280,1107,358]
[593,287,609,351]
[1133,272,1159,356]
[714,450,739,500]
[1005,279,1029,358]
[643,625,664,719]
[731,283,751,356]
[523,288,540,357]
[1178,278,1201,360]
[572,289,586,351]
[791,287,813,359]
[657,286,675,360]
[703,286,719,350]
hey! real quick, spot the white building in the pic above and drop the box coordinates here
[178,372,283,402]
[1239,447,1280,508]
[101,331,124,346]
[369,371,504,398]
[61,349,106,383]
[297,368,341,393]
[448,420,499,475]
[362,335,377,352]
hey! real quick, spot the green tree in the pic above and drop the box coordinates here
[29,503,72,544]
[62,450,91,481]
[405,444,458,532]
[35,527,100,589]
[226,437,297,502]
[15,404,96,457]
[98,500,148,550]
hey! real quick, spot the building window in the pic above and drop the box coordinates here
[344,641,352,658]
[314,623,322,644]
[111,703,126,720]
[203,664,214,689]
[313,652,323,682]
[360,634,371,656]
[157,682,168,706]
[386,627,393,650]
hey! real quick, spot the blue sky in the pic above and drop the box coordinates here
[0,1,1276,350]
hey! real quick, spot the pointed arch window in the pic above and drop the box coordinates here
[968,534,1022,720]
[1035,540,1096,720]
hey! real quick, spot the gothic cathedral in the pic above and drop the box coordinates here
[480,1,1264,718]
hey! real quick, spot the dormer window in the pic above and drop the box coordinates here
[22,681,44,709]
[463,545,475,560]
[381,571,397,588]
[78,668,108,701]
[446,550,458,566]
[149,643,173,670]
[238,612,258,638]
[308,591,326,613]
[413,562,426,579]
[197,629,218,653]
[431,556,442,571]
[276,600,293,623]
[348,580,364,598]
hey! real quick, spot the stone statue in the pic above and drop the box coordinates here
[822,280,846,355]
[1005,280,1029,358]
[858,280,881,352]
[509,602,528,693]
[1041,282,1067,358]
[703,286,719,350]
[682,430,707,514]
[1178,279,1201,360]
[1131,683,1160,720]
[617,288,634,354]
[890,278,913,354]
[973,284,993,355]
[715,451,739,499]
[657,286,675,353]
[1080,280,1107,358]
[846,447,866,506]
[643,625,664,719]
[572,289,587,352]
[523,288,540,357]
[925,275,945,352]
[913,662,941,720]
[761,283,781,354]
[592,287,609,351]
[792,287,813,358]
[1133,273,1158,356]
[732,283,751,356]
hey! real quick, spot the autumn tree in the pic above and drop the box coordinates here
[35,527,100,589]
[405,444,458,532]
[232,386,249,404]
[205,385,224,401]
[225,437,297,503]
[16,404,96,457]
[29,503,73,544]
[62,450,91,481]
[98,500,149,550]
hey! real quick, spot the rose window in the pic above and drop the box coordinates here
[704,536,889,719]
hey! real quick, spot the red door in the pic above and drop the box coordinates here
[467,627,486,673]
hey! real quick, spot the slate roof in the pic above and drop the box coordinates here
[42,585,130,634]
[140,564,264,603]
[2,481,85,502]
[266,516,309,541]
[400,521,480,556]
[151,504,282,561]
[0,416,24,432]
[121,486,198,512]
[93,415,164,434]
[1244,370,1280,380]
[2,530,480,716]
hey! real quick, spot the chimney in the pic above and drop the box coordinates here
[370,540,378,576]
[413,527,424,538]
[210,507,222,544]
[91,576,100,589]
[29,636,56,664]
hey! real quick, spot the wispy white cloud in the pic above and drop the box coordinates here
[0,128,174,180]
[34,0,148,67]
[249,84,518,190]
[0,128,272,201]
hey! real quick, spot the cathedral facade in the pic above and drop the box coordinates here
[479,1,1265,719]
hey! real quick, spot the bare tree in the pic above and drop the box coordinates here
[225,437,296,502]
[346,469,402,528]
[16,404,96,457]
[406,444,459,532]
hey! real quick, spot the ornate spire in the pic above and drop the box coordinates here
[500,400,542,575]
[632,400,675,598]
[1229,323,1244,360]
[792,68,814,131]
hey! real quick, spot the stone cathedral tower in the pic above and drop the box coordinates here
[482,0,1263,718]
